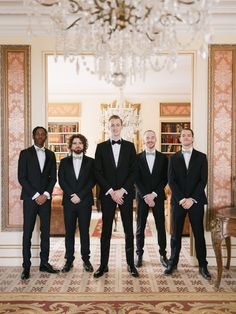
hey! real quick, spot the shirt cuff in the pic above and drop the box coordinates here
[152,192,157,198]
[44,191,50,199]
[32,192,40,200]
[121,188,128,195]
[105,188,113,196]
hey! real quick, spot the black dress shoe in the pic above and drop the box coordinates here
[160,255,169,268]
[39,263,60,273]
[21,269,30,280]
[127,265,139,278]
[199,266,211,280]
[164,264,177,276]
[135,255,143,268]
[83,261,94,272]
[61,262,73,273]
[93,266,108,278]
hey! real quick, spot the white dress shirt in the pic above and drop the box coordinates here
[72,152,83,179]
[111,138,121,167]
[182,147,193,169]
[34,145,46,172]
[144,149,157,198]
[145,149,156,173]
[106,138,126,196]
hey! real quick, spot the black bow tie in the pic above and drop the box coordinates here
[112,140,121,145]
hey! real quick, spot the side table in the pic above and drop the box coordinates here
[211,207,236,288]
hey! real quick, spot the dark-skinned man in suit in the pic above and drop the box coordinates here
[94,115,139,278]
[58,134,95,273]
[164,128,211,280]
[135,130,168,269]
[18,126,59,280]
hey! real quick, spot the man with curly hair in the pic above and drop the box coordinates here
[58,134,95,273]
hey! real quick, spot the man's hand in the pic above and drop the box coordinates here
[70,193,81,204]
[144,193,155,207]
[35,194,47,206]
[180,198,194,209]
[111,189,124,205]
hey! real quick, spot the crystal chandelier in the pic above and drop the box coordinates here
[25,0,218,86]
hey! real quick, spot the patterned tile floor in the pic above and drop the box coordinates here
[0,214,235,294]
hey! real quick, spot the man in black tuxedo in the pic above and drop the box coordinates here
[94,115,139,278]
[164,128,211,280]
[58,134,95,273]
[135,130,168,268]
[18,126,59,280]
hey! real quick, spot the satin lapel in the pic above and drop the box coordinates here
[151,151,159,175]
[67,156,77,179]
[30,146,41,173]
[77,156,87,181]
[107,140,117,169]
[177,151,187,173]
[117,140,125,169]
[188,149,197,172]
[43,149,50,173]
[140,151,151,174]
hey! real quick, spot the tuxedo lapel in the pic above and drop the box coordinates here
[43,149,50,173]
[117,140,125,169]
[30,146,41,173]
[140,151,151,174]
[77,156,87,181]
[106,140,116,168]
[177,151,188,173]
[151,151,159,175]
[66,156,77,179]
[188,149,197,172]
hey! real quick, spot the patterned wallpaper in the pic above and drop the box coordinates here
[1,46,30,229]
[208,46,235,212]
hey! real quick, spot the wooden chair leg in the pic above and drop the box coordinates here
[225,236,231,269]
[212,240,223,289]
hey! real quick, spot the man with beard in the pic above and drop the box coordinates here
[58,134,95,273]
[18,126,59,280]
[135,130,168,268]
[94,115,139,278]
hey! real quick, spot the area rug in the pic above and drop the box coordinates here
[1,239,235,294]
[0,215,236,294]
[92,216,153,238]
[0,292,235,313]
[0,216,235,314]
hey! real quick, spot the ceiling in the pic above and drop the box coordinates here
[1,0,236,97]
[1,0,236,36]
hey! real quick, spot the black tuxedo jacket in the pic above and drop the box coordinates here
[94,139,136,197]
[168,149,208,205]
[18,146,57,200]
[58,155,95,207]
[135,150,168,201]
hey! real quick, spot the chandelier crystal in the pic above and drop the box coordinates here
[101,89,141,144]
[25,0,218,86]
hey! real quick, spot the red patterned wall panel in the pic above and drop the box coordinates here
[1,46,31,229]
[208,45,235,215]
